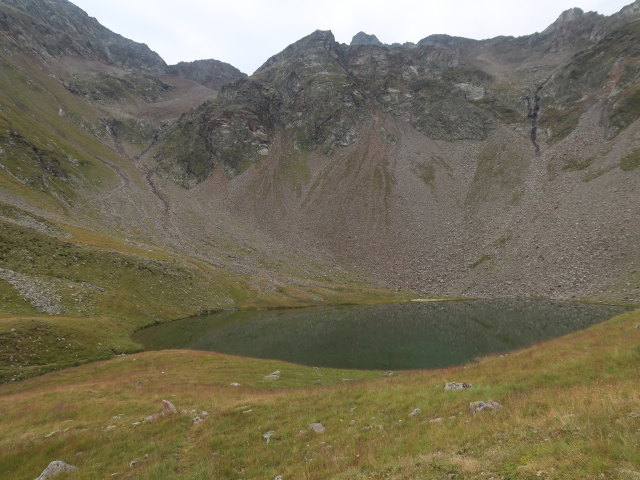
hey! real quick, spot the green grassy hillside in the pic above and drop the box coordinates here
[0,308,637,479]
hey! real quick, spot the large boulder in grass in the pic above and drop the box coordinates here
[263,371,281,381]
[469,400,502,415]
[35,461,76,480]
[144,400,178,422]
[445,382,472,391]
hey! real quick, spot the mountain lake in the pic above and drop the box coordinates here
[133,299,629,370]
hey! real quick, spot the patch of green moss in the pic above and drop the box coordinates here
[415,162,435,187]
[561,157,593,172]
[539,106,584,142]
[619,149,640,171]
[295,130,316,151]
[496,235,512,246]
[607,86,640,137]
[470,254,492,269]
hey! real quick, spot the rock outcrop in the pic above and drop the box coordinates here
[34,460,76,480]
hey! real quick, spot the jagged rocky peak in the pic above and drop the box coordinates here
[615,0,640,19]
[542,6,603,35]
[255,29,341,74]
[351,31,383,46]
[167,59,247,90]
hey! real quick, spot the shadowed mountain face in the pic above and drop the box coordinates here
[0,0,639,332]
[167,59,247,91]
[0,0,166,70]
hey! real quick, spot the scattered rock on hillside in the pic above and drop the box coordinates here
[445,382,472,391]
[469,400,502,415]
[0,268,62,314]
[144,399,178,422]
[263,371,281,381]
[230,382,241,386]
[262,430,276,443]
[34,460,76,480]
[309,423,326,433]
[409,408,422,417]
[384,371,394,377]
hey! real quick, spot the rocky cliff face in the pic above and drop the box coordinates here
[0,0,166,71]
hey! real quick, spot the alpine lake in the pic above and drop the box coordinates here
[133,299,629,370]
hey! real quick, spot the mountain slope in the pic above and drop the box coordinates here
[0,0,409,381]
[150,4,640,303]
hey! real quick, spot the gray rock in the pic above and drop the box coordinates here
[35,460,76,480]
[408,408,422,417]
[263,371,281,381]
[262,430,276,443]
[469,400,502,415]
[162,400,177,414]
[384,371,394,377]
[618,469,640,479]
[129,460,137,467]
[445,382,472,391]
[309,422,325,433]
[144,400,178,423]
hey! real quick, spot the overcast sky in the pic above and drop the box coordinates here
[71,0,632,74]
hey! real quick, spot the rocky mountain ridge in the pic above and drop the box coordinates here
[147,2,639,302]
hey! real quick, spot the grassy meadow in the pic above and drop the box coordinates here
[0,307,637,479]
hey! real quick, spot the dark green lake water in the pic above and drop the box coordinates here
[133,300,628,370]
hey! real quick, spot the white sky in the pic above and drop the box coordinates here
[70,0,632,74]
